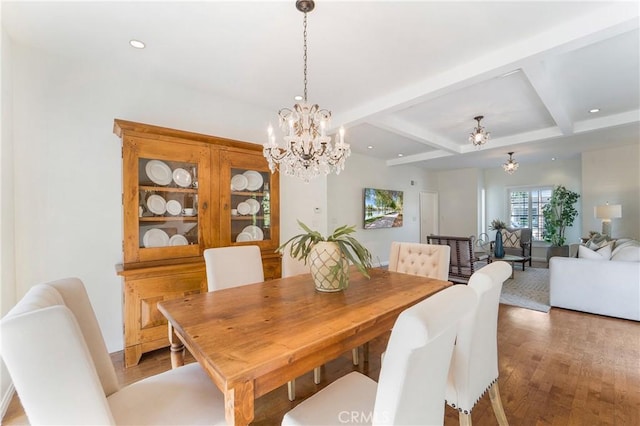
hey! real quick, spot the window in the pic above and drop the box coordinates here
[508,187,553,241]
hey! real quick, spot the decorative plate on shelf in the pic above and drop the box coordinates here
[243,170,264,191]
[146,194,167,215]
[142,228,170,248]
[169,234,188,246]
[145,160,172,186]
[237,201,251,215]
[231,174,248,191]
[236,232,253,242]
[166,199,182,216]
[172,168,192,188]
[246,198,260,215]
[242,225,264,241]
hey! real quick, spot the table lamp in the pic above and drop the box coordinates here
[594,203,622,236]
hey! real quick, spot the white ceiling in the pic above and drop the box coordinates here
[3,0,639,171]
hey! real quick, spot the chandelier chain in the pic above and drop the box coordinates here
[263,0,350,182]
[303,12,308,103]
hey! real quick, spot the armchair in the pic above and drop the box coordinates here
[427,235,487,284]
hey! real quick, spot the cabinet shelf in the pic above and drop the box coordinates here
[139,216,198,222]
[232,216,268,221]
[232,191,267,197]
[140,185,198,194]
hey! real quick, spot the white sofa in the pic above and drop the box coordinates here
[550,250,640,321]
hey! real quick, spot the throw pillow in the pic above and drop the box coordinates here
[578,244,612,260]
[611,246,640,262]
[611,240,640,262]
[502,229,521,248]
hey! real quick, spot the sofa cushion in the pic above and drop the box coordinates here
[578,244,612,260]
[502,229,521,248]
[611,243,640,262]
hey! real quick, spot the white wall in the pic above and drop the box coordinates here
[1,17,17,417]
[484,158,582,260]
[8,41,275,353]
[326,153,434,266]
[582,144,640,240]
[436,168,482,237]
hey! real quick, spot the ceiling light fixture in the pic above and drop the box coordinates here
[589,108,600,113]
[129,39,145,49]
[502,152,519,174]
[469,115,490,148]
[263,0,350,182]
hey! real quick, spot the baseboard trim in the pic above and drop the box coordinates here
[0,383,15,420]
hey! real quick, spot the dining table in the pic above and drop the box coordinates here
[157,266,452,425]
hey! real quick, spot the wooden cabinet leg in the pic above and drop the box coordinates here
[167,322,185,369]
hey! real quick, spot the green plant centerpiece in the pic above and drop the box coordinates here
[489,219,507,231]
[542,185,580,260]
[278,220,373,292]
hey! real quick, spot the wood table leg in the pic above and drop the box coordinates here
[167,322,185,369]
[224,381,255,426]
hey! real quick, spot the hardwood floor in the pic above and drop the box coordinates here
[4,295,639,425]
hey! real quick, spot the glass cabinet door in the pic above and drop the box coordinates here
[222,151,279,249]
[123,136,211,264]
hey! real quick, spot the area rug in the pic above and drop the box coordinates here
[499,267,550,313]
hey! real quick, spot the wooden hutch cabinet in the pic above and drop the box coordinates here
[114,119,280,367]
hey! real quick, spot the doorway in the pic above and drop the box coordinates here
[420,191,438,243]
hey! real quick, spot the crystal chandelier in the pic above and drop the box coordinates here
[263,0,350,182]
[503,152,519,174]
[469,115,490,147]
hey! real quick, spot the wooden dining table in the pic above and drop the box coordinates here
[157,266,452,425]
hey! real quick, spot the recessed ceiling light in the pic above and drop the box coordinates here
[129,39,145,49]
[367,145,373,149]
[397,153,404,157]
[294,95,303,101]
[589,108,600,113]
[551,157,556,161]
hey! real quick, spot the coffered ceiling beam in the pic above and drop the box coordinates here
[334,10,639,131]
[522,63,574,135]
[368,115,461,154]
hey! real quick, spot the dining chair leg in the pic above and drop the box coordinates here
[352,347,359,365]
[459,412,472,426]
[287,380,296,401]
[489,382,509,426]
[313,367,321,384]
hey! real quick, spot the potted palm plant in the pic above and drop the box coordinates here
[278,220,373,292]
[542,185,580,260]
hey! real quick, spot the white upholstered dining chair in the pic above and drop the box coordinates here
[353,241,452,365]
[204,245,265,291]
[281,284,478,426]
[388,241,451,280]
[445,260,512,426]
[1,278,227,425]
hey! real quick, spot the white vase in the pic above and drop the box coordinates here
[309,241,349,292]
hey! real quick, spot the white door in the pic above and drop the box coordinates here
[420,192,438,243]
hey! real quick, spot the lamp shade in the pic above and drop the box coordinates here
[594,204,622,219]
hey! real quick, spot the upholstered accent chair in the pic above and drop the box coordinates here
[281,285,478,426]
[388,241,451,280]
[427,235,487,283]
[1,278,227,425]
[445,261,512,426]
[491,227,533,270]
